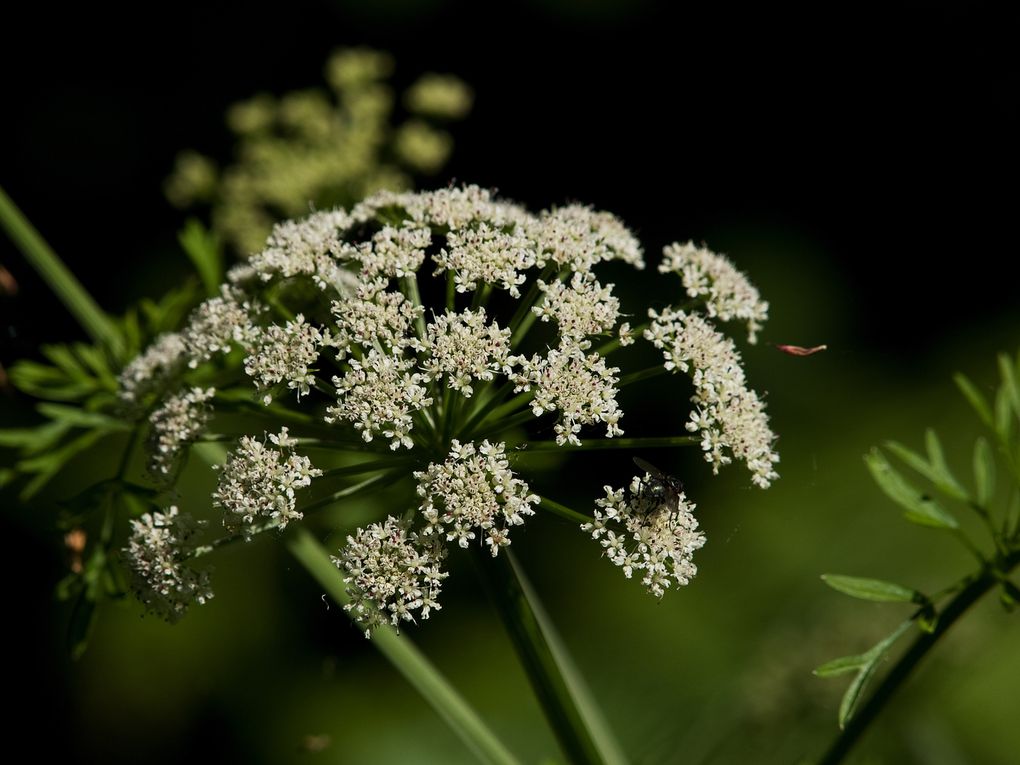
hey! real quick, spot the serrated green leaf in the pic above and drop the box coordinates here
[74,343,118,390]
[814,654,870,677]
[837,621,912,728]
[7,358,98,401]
[864,449,959,530]
[973,437,995,507]
[41,343,90,380]
[822,574,921,603]
[17,429,111,500]
[179,218,223,296]
[36,403,127,431]
[954,373,994,428]
[0,420,72,453]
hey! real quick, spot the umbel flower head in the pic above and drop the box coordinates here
[119,185,778,629]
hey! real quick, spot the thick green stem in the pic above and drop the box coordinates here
[538,496,592,525]
[524,436,699,452]
[401,274,428,340]
[475,549,628,765]
[287,528,521,765]
[820,549,1020,765]
[0,185,120,351]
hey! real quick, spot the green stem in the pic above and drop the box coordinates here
[820,549,1020,765]
[619,366,668,387]
[592,321,649,357]
[508,265,555,336]
[538,495,592,525]
[0,185,120,351]
[475,408,536,440]
[474,549,628,765]
[300,470,406,514]
[460,379,517,438]
[321,458,419,480]
[446,271,456,312]
[286,528,521,765]
[523,436,699,452]
[401,274,428,340]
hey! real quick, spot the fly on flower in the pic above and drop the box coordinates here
[632,457,685,512]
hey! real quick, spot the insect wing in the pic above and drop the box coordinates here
[632,456,666,480]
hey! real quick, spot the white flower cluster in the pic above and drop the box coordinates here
[118,333,188,404]
[123,506,214,621]
[415,440,538,555]
[421,309,511,396]
[582,474,705,597]
[147,386,215,479]
[244,314,329,404]
[354,222,432,279]
[533,272,620,342]
[333,516,448,636]
[660,241,769,343]
[646,308,779,488]
[183,287,259,367]
[327,349,432,449]
[331,282,423,356]
[435,223,537,296]
[511,344,623,445]
[117,288,260,406]
[213,428,322,535]
[532,205,645,272]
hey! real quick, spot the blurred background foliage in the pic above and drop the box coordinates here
[1,1,1017,763]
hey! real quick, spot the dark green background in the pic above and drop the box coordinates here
[2,1,1017,762]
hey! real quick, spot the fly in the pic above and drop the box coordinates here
[632,457,685,512]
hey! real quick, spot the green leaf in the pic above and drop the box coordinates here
[998,352,1020,421]
[995,385,1014,443]
[36,403,128,431]
[972,437,995,507]
[821,574,922,603]
[954,373,994,428]
[924,429,968,500]
[179,218,223,296]
[837,621,913,729]
[884,432,967,501]
[67,590,97,660]
[0,420,72,453]
[1000,580,1020,612]
[17,429,111,499]
[864,449,959,530]
[814,654,870,677]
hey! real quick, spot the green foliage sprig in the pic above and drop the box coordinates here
[817,351,1020,763]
